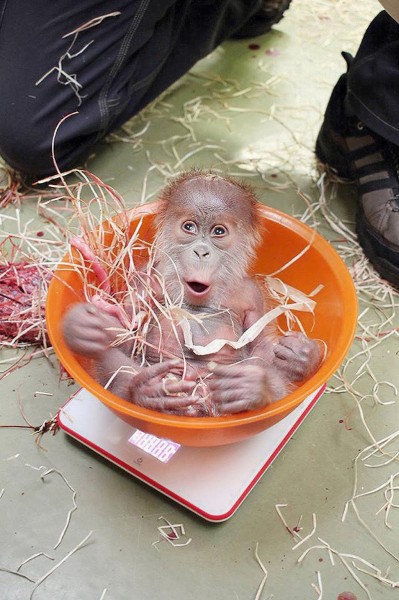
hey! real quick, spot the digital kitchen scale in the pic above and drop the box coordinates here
[58,385,325,521]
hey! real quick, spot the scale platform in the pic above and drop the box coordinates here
[58,385,325,522]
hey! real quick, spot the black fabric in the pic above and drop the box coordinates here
[0,0,262,176]
[345,10,399,146]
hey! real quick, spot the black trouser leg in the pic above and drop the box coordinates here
[0,0,262,176]
[345,11,399,145]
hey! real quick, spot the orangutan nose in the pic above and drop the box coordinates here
[193,243,210,259]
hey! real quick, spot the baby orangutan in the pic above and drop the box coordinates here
[63,171,323,415]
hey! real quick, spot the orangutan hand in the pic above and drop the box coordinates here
[128,361,200,413]
[62,303,122,358]
[273,332,323,382]
[206,362,281,414]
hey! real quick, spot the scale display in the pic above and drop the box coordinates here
[58,385,325,521]
[128,429,181,463]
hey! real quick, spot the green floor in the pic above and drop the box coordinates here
[2,1,399,598]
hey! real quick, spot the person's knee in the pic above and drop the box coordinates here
[0,112,98,178]
[0,118,56,178]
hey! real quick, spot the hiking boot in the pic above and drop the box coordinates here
[232,0,291,39]
[316,72,399,287]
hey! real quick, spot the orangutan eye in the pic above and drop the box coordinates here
[211,225,227,237]
[182,220,198,234]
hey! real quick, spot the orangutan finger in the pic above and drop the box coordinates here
[273,345,294,360]
[133,360,180,385]
[162,380,196,395]
[141,395,200,411]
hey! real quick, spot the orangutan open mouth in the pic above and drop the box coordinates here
[187,281,210,294]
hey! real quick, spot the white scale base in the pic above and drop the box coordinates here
[58,385,325,522]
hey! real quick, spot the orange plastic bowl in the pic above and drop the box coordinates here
[46,202,357,447]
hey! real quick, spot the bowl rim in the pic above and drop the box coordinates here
[46,201,358,430]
